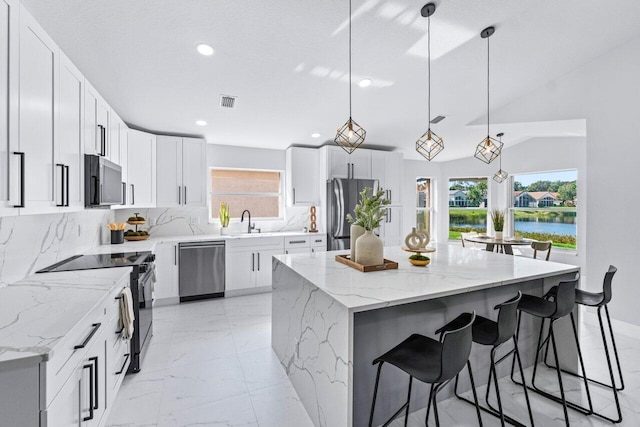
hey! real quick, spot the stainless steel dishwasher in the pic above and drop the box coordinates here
[179,241,225,301]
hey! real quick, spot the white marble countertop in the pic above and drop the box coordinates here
[0,268,131,370]
[90,230,323,254]
[273,243,579,313]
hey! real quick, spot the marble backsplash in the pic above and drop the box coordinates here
[114,206,317,237]
[0,209,114,285]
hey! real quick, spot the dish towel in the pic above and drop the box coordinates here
[150,263,157,293]
[118,287,135,340]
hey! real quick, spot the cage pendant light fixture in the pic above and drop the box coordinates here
[416,3,444,161]
[492,133,509,183]
[334,0,366,154]
[474,27,503,164]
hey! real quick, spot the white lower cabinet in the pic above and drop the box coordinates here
[32,280,129,427]
[284,234,326,254]
[226,237,284,293]
[154,242,180,303]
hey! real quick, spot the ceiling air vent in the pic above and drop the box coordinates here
[220,95,237,109]
[430,115,446,124]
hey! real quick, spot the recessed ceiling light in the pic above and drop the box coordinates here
[196,43,214,56]
[311,133,321,138]
[195,120,207,126]
[358,78,372,88]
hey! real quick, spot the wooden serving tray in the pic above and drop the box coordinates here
[124,235,150,241]
[335,254,398,272]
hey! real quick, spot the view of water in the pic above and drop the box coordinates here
[451,221,576,236]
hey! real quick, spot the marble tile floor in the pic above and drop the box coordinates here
[107,293,640,426]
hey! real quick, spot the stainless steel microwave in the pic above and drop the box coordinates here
[84,155,122,207]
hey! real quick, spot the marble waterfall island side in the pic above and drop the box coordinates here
[271,244,580,427]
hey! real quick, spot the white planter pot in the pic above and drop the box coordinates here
[355,230,384,266]
[220,227,230,235]
[495,231,503,240]
[350,224,365,260]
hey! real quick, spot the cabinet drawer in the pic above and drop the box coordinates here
[43,282,126,407]
[227,236,283,249]
[309,234,326,247]
[284,236,310,249]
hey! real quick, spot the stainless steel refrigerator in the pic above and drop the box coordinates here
[327,178,377,251]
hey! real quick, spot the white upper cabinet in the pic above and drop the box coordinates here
[0,0,18,216]
[156,135,206,208]
[16,5,58,214]
[378,206,403,246]
[286,147,319,206]
[84,80,110,159]
[156,135,182,207]
[108,112,129,208]
[371,151,402,205]
[127,129,156,207]
[181,137,206,207]
[56,52,84,211]
[326,145,371,179]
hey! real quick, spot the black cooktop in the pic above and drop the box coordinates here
[37,251,152,273]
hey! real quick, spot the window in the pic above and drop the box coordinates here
[416,178,432,236]
[448,178,488,240]
[210,168,283,220]
[511,170,577,249]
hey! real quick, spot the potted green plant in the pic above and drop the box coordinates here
[346,187,390,266]
[491,208,505,240]
[219,202,230,235]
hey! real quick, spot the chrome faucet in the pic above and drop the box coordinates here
[241,210,255,234]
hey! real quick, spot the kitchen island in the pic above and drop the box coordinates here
[271,244,580,427]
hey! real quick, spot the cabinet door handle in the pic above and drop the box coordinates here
[65,165,70,207]
[292,188,296,204]
[289,240,306,244]
[115,325,124,335]
[184,186,187,204]
[252,253,255,272]
[74,323,101,350]
[131,184,135,205]
[178,186,181,204]
[315,239,323,243]
[83,363,94,421]
[12,152,25,208]
[122,182,126,205]
[56,163,65,207]
[257,252,260,271]
[115,353,130,375]
[174,245,177,265]
[352,163,355,178]
[89,356,99,410]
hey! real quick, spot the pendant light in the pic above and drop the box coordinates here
[334,0,366,154]
[492,133,509,183]
[474,26,503,164]
[416,3,444,161]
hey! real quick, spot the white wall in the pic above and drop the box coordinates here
[487,34,640,325]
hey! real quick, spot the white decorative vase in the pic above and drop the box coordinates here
[404,227,424,250]
[495,231,503,240]
[220,227,230,235]
[417,225,430,247]
[350,224,365,260]
[355,230,384,266]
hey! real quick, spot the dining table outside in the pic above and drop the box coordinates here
[463,235,536,255]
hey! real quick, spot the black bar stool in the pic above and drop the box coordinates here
[448,292,535,427]
[543,265,623,423]
[369,312,482,427]
[510,275,593,427]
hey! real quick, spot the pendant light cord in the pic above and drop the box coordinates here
[428,12,431,126]
[349,0,352,120]
[487,35,490,137]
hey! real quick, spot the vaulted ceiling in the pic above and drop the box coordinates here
[21,0,640,161]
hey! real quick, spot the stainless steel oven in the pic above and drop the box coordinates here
[130,260,154,373]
